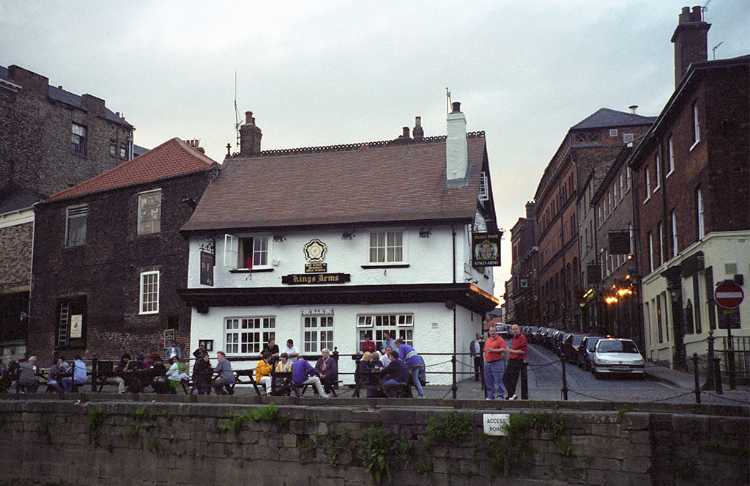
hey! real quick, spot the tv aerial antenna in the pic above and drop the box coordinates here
[712,41,724,60]
[234,71,240,152]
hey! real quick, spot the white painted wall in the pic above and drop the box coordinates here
[187,223,494,295]
[190,302,478,385]
[641,231,750,366]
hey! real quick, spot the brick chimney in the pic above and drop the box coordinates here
[413,116,424,140]
[525,201,536,219]
[7,65,48,97]
[446,101,468,181]
[239,111,262,156]
[81,94,106,117]
[671,5,711,88]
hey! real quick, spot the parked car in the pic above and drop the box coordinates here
[591,338,645,378]
[578,336,603,370]
[553,332,569,356]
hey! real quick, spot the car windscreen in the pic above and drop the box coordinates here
[598,340,639,353]
[586,338,602,351]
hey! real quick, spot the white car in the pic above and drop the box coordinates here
[591,338,645,378]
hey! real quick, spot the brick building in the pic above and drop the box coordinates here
[631,7,750,368]
[0,65,134,361]
[507,201,540,325]
[534,109,654,329]
[590,146,642,345]
[28,138,218,363]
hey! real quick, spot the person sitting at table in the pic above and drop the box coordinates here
[274,352,292,373]
[192,350,213,395]
[291,358,328,398]
[354,352,382,398]
[315,348,338,395]
[255,352,274,394]
[111,353,134,394]
[380,350,410,397]
[396,339,425,398]
[17,356,41,393]
[213,351,235,395]
[166,356,190,393]
[380,347,392,368]
[62,355,88,393]
[149,354,170,394]
[261,338,280,361]
[47,356,67,395]
[360,334,376,353]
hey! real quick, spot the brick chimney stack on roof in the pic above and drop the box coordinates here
[446,101,468,181]
[239,111,262,156]
[413,116,424,140]
[671,5,711,88]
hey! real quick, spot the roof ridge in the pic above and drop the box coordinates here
[230,131,486,158]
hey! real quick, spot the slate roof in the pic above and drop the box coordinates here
[0,184,44,215]
[182,134,487,232]
[0,65,131,127]
[133,144,149,157]
[571,108,657,130]
[48,138,217,202]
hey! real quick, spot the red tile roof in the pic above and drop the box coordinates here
[49,138,217,202]
[182,133,487,232]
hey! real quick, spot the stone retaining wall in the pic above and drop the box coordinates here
[0,399,747,485]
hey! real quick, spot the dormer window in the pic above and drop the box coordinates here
[478,171,490,201]
[224,235,271,270]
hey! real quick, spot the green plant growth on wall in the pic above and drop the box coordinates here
[219,404,283,434]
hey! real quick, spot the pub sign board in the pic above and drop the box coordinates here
[282,273,351,285]
[472,233,500,267]
[200,251,214,286]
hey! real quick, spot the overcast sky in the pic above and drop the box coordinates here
[1,0,748,301]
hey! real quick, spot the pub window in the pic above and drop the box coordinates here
[224,317,275,355]
[658,222,664,266]
[198,339,214,352]
[644,167,652,203]
[654,153,661,192]
[71,123,87,155]
[667,136,675,176]
[696,187,705,239]
[303,315,334,353]
[356,313,413,349]
[692,275,702,334]
[369,231,404,263]
[65,205,88,247]
[671,210,678,257]
[137,189,161,235]
[109,142,117,157]
[139,271,159,314]
[648,231,654,272]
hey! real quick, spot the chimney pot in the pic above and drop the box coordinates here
[628,104,638,114]
[245,111,254,124]
[692,5,702,17]
[451,101,461,113]
[240,109,262,156]
[402,126,410,138]
[413,116,424,140]
[672,6,710,88]
[681,6,690,14]
[446,101,468,180]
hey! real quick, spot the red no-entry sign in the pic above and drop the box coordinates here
[715,280,744,309]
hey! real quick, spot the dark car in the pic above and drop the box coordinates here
[578,336,604,370]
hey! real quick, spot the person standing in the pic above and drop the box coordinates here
[17,356,40,393]
[396,339,425,398]
[503,324,528,400]
[469,333,484,382]
[283,339,300,361]
[483,328,508,400]
[262,337,280,360]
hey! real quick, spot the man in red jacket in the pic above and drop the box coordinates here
[483,327,508,400]
[503,324,528,400]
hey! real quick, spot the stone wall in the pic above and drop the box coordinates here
[0,399,747,486]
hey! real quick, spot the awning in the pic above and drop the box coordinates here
[178,283,499,314]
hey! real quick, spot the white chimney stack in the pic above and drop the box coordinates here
[446,101,468,181]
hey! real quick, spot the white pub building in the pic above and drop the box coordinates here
[179,102,501,384]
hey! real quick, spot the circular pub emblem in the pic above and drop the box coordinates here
[303,239,327,263]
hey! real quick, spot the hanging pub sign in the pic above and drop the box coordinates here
[303,239,328,273]
[200,251,215,286]
[472,233,500,267]
[608,231,631,255]
[282,273,351,285]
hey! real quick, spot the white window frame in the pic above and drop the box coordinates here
[614,182,619,205]
[623,133,634,144]
[71,122,87,155]
[691,101,701,150]
[223,234,271,269]
[224,316,276,355]
[367,230,406,264]
[666,137,675,177]
[648,232,654,273]
[697,188,705,239]
[671,210,678,257]
[644,167,652,204]
[65,205,88,247]
[303,315,334,353]
[626,167,632,191]
[139,270,160,315]
[658,222,664,266]
[356,313,414,347]
[137,189,162,235]
[654,154,661,192]
[478,171,490,202]
[619,173,625,199]
[609,128,618,137]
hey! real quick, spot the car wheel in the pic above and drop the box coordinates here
[592,371,601,379]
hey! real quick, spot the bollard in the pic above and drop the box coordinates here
[451,353,457,400]
[692,353,701,404]
[560,355,568,401]
[520,361,529,400]
[91,358,98,393]
[704,331,715,390]
[727,339,737,391]
[713,357,723,395]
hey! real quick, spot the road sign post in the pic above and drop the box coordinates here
[715,280,744,390]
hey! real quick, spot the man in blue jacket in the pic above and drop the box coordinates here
[395,339,425,398]
[291,358,328,398]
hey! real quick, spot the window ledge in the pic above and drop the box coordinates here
[666,169,674,178]
[361,263,410,269]
[689,139,700,152]
[139,311,159,316]
[230,267,274,273]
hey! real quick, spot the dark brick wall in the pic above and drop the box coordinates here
[0,65,133,198]
[0,222,32,291]
[28,170,214,363]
